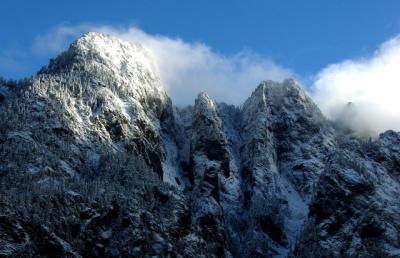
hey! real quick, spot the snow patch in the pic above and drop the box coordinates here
[281,175,308,254]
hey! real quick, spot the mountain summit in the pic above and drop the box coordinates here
[1,32,400,258]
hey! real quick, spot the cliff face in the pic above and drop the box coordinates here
[1,32,400,258]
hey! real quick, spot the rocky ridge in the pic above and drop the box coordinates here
[0,32,400,257]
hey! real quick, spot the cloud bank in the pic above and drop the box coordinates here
[33,24,292,106]
[33,24,400,135]
[311,35,400,136]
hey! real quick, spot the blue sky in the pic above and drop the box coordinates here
[1,0,400,79]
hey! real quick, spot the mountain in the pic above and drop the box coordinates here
[1,32,400,258]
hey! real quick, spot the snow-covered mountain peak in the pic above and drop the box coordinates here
[194,92,218,117]
[195,92,215,107]
[44,32,168,108]
[242,78,322,122]
[73,32,159,79]
[256,78,308,103]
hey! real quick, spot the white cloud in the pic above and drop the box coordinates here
[33,24,292,105]
[311,35,400,135]
[32,24,400,135]
[32,24,93,55]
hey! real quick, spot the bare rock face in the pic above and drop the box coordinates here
[1,32,400,258]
